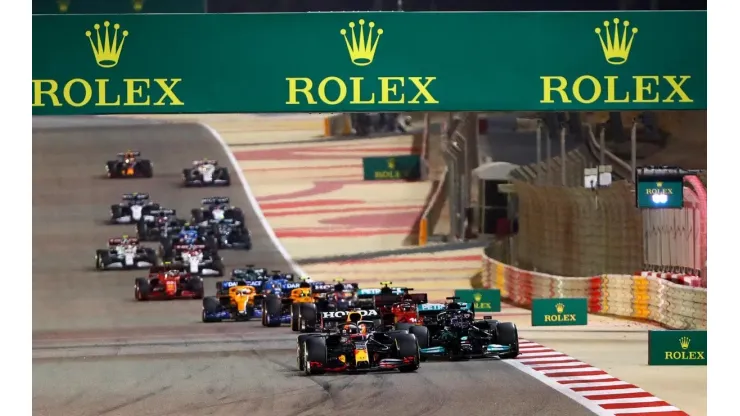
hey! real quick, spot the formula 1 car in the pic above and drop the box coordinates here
[94,236,158,271]
[105,151,153,178]
[231,265,268,281]
[202,280,258,322]
[183,159,231,187]
[134,264,204,301]
[109,193,161,224]
[159,225,217,260]
[207,218,252,250]
[297,319,420,375]
[296,302,382,333]
[191,197,245,225]
[364,287,429,329]
[136,210,185,241]
[413,297,519,360]
[172,244,225,277]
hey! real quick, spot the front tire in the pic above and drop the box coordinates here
[303,336,327,375]
[134,277,150,301]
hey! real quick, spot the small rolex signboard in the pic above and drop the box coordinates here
[531,298,588,326]
[648,330,707,366]
[454,289,501,312]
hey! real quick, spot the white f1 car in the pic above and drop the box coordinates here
[183,159,231,187]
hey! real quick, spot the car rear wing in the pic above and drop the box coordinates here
[319,309,380,322]
[117,151,141,157]
[356,287,406,298]
[108,237,139,246]
[150,209,175,216]
[175,244,206,250]
[193,159,217,165]
[122,193,149,201]
[201,197,230,205]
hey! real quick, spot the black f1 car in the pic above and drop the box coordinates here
[413,297,520,360]
[183,159,231,187]
[208,218,252,250]
[105,151,153,178]
[191,197,245,225]
[109,193,161,224]
[136,210,185,241]
[94,237,158,271]
[297,317,420,375]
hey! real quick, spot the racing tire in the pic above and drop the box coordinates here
[136,220,149,240]
[106,161,118,178]
[95,249,109,271]
[495,322,519,359]
[299,303,317,332]
[202,296,222,322]
[231,208,245,224]
[182,169,192,187]
[297,334,318,371]
[109,205,124,223]
[408,325,430,350]
[303,336,327,375]
[262,295,282,327]
[159,239,174,260]
[221,169,231,186]
[191,209,205,224]
[291,303,301,331]
[134,277,151,301]
[394,333,421,373]
[395,322,414,332]
[144,249,159,267]
[190,278,205,299]
[138,160,154,178]
[211,258,226,277]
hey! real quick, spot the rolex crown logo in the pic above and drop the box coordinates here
[57,0,71,12]
[340,19,383,66]
[85,21,128,69]
[132,0,146,12]
[555,303,565,313]
[595,18,638,65]
[387,158,396,170]
[679,336,690,350]
[473,293,483,302]
[656,182,663,187]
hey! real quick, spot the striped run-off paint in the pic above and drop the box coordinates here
[515,339,689,415]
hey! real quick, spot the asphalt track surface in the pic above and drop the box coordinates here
[32,117,594,416]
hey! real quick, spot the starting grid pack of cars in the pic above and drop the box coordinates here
[99,151,521,375]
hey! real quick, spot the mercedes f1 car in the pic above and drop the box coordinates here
[183,159,231,187]
[109,193,161,224]
[134,264,204,301]
[136,210,185,241]
[94,236,157,271]
[202,280,258,322]
[231,265,268,281]
[297,318,420,375]
[172,244,225,277]
[413,297,519,360]
[191,197,245,225]
[105,151,153,178]
[208,218,252,250]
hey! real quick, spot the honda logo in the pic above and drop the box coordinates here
[321,310,378,319]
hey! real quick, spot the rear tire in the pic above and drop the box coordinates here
[202,296,221,322]
[134,277,150,301]
[299,303,317,332]
[190,278,205,299]
[291,303,301,331]
[395,322,414,332]
[394,333,421,372]
[139,160,153,178]
[262,295,282,327]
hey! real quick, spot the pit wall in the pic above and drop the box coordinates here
[482,255,706,330]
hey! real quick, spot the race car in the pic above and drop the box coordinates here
[183,159,231,187]
[136,210,185,241]
[191,197,245,225]
[231,265,268,281]
[207,218,252,250]
[202,280,258,322]
[94,236,157,271]
[412,297,519,360]
[159,225,217,260]
[109,193,161,224]
[105,151,153,178]
[297,320,420,375]
[172,244,225,277]
[134,264,204,301]
[297,302,382,333]
[359,285,429,329]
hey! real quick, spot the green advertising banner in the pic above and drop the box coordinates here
[531,298,588,326]
[32,11,706,115]
[362,155,421,181]
[33,0,205,14]
[648,330,707,365]
[454,289,501,313]
[636,179,684,209]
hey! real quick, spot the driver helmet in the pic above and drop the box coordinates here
[343,324,359,335]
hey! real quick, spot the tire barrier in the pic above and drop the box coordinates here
[482,255,706,330]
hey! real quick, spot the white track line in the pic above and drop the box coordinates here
[201,122,306,276]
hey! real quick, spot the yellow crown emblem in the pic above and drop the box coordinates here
[595,18,638,65]
[132,0,146,12]
[388,158,396,170]
[555,303,565,313]
[57,0,70,12]
[656,182,663,187]
[679,336,690,350]
[340,19,383,66]
[473,293,483,302]
[85,21,128,68]
[380,281,392,286]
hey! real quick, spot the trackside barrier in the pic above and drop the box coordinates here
[418,166,448,246]
[481,255,706,330]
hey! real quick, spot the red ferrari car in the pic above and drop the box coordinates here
[374,290,429,328]
[134,264,205,301]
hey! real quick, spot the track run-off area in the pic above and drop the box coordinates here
[32,115,699,416]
